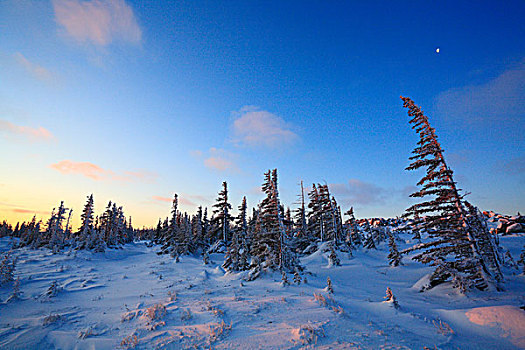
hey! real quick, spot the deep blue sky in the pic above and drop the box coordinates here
[1,0,524,227]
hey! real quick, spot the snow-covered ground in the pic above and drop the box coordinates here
[1,233,524,349]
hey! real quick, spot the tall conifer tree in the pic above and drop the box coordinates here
[400,96,497,291]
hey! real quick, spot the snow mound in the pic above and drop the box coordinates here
[466,305,525,348]
[411,273,431,291]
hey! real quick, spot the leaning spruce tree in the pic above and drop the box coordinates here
[400,96,501,291]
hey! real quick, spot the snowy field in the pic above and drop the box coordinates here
[1,233,524,350]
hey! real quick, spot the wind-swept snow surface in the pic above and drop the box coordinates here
[1,233,524,349]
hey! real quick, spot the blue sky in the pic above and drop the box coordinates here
[1,0,524,227]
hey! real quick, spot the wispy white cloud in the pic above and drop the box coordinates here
[434,59,525,125]
[330,179,389,206]
[203,148,239,173]
[0,119,54,142]
[50,160,158,182]
[52,0,142,46]
[232,106,298,148]
[14,52,54,82]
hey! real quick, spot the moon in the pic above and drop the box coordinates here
[436,47,440,53]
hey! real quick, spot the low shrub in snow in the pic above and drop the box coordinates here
[145,303,166,321]
[208,320,232,345]
[433,319,454,336]
[313,292,345,315]
[42,314,62,326]
[45,280,62,298]
[120,334,139,349]
[181,308,192,322]
[293,323,325,345]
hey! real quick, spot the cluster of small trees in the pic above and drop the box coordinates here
[152,169,303,276]
[1,195,134,252]
[151,167,406,279]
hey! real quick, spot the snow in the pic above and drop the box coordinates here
[1,233,524,349]
[466,305,525,348]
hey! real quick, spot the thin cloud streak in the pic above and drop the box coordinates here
[435,59,525,125]
[52,0,142,46]
[14,52,54,82]
[0,119,54,142]
[11,208,50,215]
[50,160,158,183]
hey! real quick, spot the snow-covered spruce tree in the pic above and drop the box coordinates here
[192,206,206,253]
[307,184,323,241]
[159,194,184,257]
[307,184,340,244]
[224,197,250,272]
[400,96,498,291]
[464,201,503,283]
[363,232,377,250]
[318,184,336,242]
[0,221,13,238]
[345,207,361,246]
[202,207,209,246]
[90,225,106,252]
[0,252,15,285]
[153,219,163,244]
[362,219,376,249]
[387,228,402,266]
[328,245,341,266]
[291,181,312,253]
[99,201,113,245]
[246,207,259,246]
[209,181,233,248]
[98,202,128,247]
[362,219,376,246]
[518,245,525,275]
[251,169,296,272]
[116,206,128,245]
[44,201,68,251]
[329,195,342,243]
[295,181,308,237]
[18,216,41,249]
[335,201,345,246]
[64,208,73,241]
[284,207,293,236]
[178,212,194,254]
[77,194,95,249]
